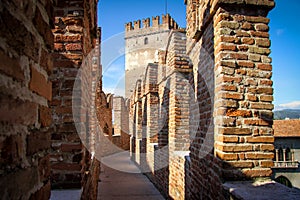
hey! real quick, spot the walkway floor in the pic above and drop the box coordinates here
[98,152,165,200]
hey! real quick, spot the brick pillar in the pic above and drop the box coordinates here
[213,0,275,179]
[51,0,98,189]
[167,30,192,199]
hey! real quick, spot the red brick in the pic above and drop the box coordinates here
[61,143,82,152]
[38,155,51,183]
[249,102,274,110]
[244,119,271,126]
[217,135,239,143]
[245,136,274,143]
[220,92,243,100]
[260,144,274,151]
[237,61,254,68]
[257,63,272,71]
[226,109,252,117]
[255,23,269,31]
[29,66,52,101]
[256,38,270,47]
[54,43,65,51]
[241,22,253,30]
[216,143,253,152]
[245,152,273,160]
[39,106,52,127]
[65,43,82,51]
[216,151,238,161]
[245,16,270,24]
[241,37,254,45]
[260,95,273,102]
[55,106,72,114]
[219,127,252,135]
[260,160,274,168]
[250,31,269,38]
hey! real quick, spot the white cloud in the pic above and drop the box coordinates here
[276,101,300,110]
[276,29,285,36]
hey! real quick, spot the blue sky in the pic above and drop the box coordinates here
[98,0,300,110]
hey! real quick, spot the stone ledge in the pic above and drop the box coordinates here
[223,180,300,200]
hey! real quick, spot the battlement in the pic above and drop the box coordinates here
[125,14,179,31]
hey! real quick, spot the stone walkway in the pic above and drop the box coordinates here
[97,152,165,200]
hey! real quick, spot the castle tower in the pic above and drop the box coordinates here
[125,14,180,98]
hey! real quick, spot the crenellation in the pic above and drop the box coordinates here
[134,20,141,30]
[125,22,133,31]
[125,13,180,33]
[152,16,160,27]
[142,18,150,28]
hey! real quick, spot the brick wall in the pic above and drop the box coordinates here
[0,0,54,199]
[129,0,276,199]
[50,0,99,189]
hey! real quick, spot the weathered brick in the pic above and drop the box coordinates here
[0,96,38,126]
[219,127,252,135]
[0,50,24,81]
[260,160,274,168]
[0,134,23,165]
[220,92,243,100]
[216,151,238,161]
[39,106,52,127]
[255,23,269,31]
[65,43,82,51]
[216,143,253,152]
[245,16,270,24]
[27,131,51,155]
[242,168,272,178]
[260,144,274,151]
[249,102,274,110]
[245,152,273,160]
[226,109,252,117]
[260,95,273,102]
[257,63,272,71]
[237,61,254,68]
[245,136,274,143]
[217,135,239,143]
[228,161,254,168]
[256,38,270,47]
[61,143,82,152]
[241,37,254,45]
[29,66,52,101]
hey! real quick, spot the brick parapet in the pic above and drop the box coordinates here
[213,3,275,179]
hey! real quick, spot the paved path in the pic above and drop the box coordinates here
[97,152,165,200]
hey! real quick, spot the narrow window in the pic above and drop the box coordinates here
[286,147,292,161]
[278,147,283,161]
[144,37,148,45]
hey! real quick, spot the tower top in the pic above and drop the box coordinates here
[125,14,179,32]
